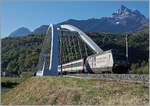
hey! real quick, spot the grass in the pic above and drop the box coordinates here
[1,76,149,105]
[1,77,24,83]
[1,77,25,99]
[1,72,32,95]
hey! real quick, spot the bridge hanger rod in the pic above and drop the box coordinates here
[64,34,70,63]
[60,24,103,54]
[76,34,83,59]
[84,42,88,57]
[71,33,78,60]
[61,33,65,64]
[67,33,74,62]
[63,34,68,63]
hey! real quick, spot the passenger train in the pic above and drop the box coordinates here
[58,49,129,74]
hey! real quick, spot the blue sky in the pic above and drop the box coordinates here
[1,1,149,37]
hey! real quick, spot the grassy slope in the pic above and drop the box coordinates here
[1,75,32,97]
[1,72,32,90]
[2,77,149,105]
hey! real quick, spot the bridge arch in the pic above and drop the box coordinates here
[36,24,103,76]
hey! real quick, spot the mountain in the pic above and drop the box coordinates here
[33,25,49,35]
[9,27,31,37]
[135,22,149,32]
[59,5,148,32]
[9,5,148,37]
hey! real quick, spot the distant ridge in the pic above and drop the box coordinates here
[9,5,149,37]
[9,27,31,37]
[33,25,49,35]
[59,5,148,32]
[135,23,149,32]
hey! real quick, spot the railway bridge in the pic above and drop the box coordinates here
[36,24,103,76]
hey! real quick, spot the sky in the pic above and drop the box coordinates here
[1,1,149,37]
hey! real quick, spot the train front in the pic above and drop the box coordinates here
[111,49,129,73]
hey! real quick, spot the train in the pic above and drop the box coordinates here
[58,49,129,74]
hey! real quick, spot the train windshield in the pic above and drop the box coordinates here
[111,49,127,60]
[114,55,126,60]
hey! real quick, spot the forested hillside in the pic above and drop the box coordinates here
[2,30,149,75]
[2,35,44,75]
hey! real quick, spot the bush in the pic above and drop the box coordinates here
[130,61,149,74]
[21,72,33,78]
[140,62,149,74]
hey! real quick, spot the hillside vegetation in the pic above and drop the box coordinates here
[2,77,148,105]
[1,31,149,75]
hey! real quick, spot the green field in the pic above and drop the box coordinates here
[1,77,149,105]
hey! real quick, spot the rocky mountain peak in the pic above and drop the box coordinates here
[112,5,130,17]
[112,5,145,19]
[120,5,128,10]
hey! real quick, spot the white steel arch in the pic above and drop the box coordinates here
[36,24,59,76]
[36,24,103,76]
[60,24,103,54]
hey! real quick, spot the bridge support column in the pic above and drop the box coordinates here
[43,24,59,76]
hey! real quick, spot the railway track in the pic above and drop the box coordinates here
[64,74,149,85]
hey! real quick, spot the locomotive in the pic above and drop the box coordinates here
[58,49,129,74]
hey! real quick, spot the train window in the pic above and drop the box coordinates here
[61,61,82,69]
[71,62,81,67]
[112,49,126,60]
[73,62,80,67]
[113,55,126,60]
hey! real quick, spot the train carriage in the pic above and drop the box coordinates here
[58,49,129,74]
[85,49,129,73]
[58,59,84,74]
[85,50,114,73]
